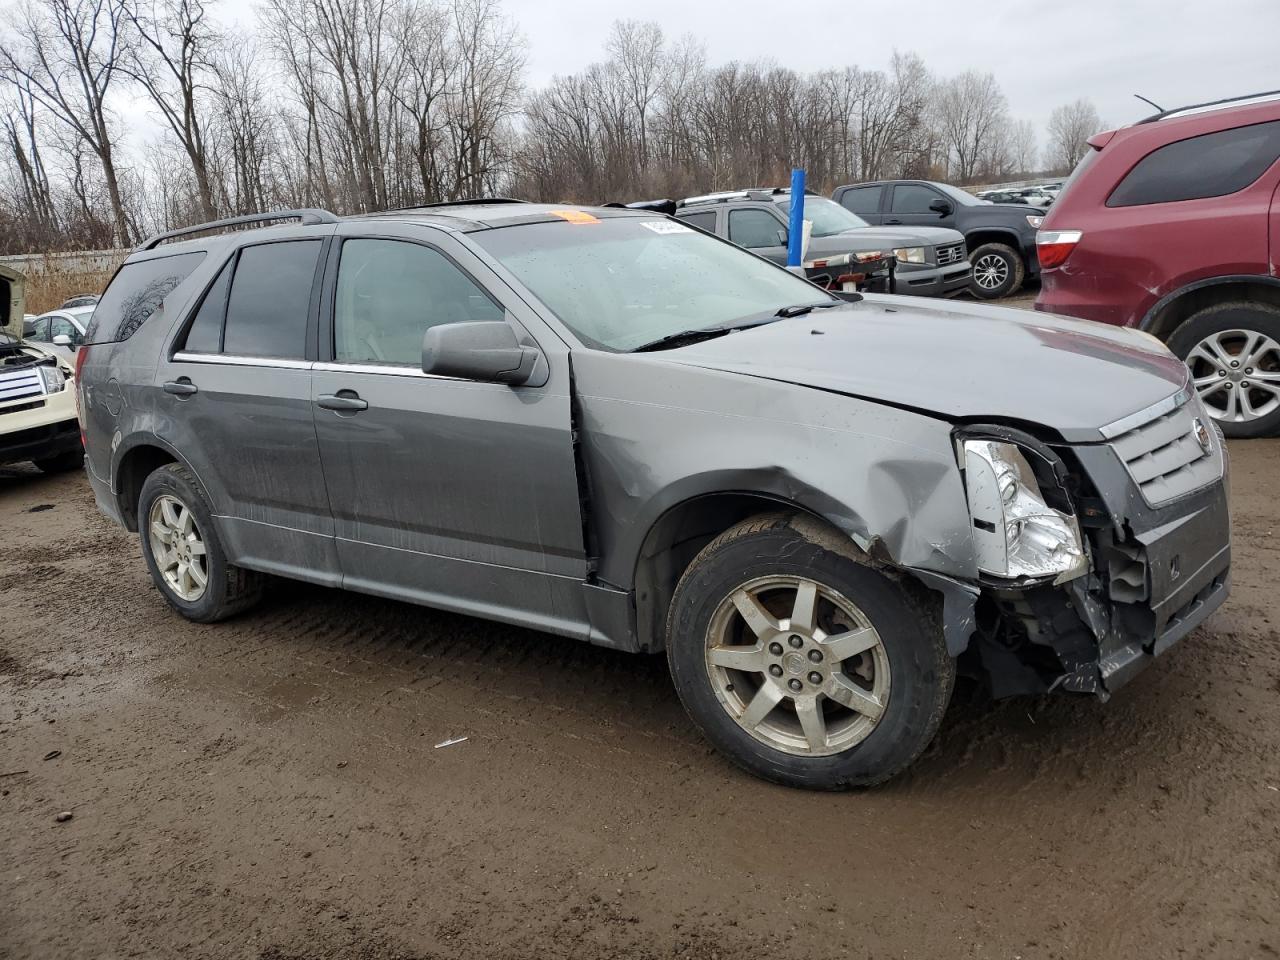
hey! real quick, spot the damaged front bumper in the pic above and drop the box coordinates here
[960,391,1231,700]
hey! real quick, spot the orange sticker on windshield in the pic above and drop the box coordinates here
[549,209,600,224]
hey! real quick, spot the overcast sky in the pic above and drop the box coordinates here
[195,0,1278,142]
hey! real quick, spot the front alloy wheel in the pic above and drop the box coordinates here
[706,576,890,756]
[666,513,954,790]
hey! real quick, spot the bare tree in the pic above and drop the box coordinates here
[0,0,133,244]
[121,0,220,220]
[1008,118,1038,176]
[446,0,523,198]
[934,70,1008,183]
[1046,98,1101,172]
[1,77,58,231]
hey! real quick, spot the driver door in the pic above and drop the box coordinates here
[727,207,790,265]
[311,222,591,635]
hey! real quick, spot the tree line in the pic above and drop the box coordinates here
[0,0,1104,253]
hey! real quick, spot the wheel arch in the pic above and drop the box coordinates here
[112,434,205,532]
[964,227,1024,258]
[630,491,846,653]
[1140,275,1280,341]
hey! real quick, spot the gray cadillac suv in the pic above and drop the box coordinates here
[77,201,1231,789]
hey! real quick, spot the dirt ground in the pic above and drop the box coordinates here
[3,438,1279,959]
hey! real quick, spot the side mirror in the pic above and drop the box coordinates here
[422,321,539,385]
[928,198,953,216]
[52,334,73,347]
[775,228,788,246]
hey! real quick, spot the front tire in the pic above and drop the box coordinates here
[138,463,264,622]
[1168,301,1280,438]
[666,513,954,790]
[968,242,1024,299]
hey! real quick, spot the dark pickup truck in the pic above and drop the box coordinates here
[833,180,1044,299]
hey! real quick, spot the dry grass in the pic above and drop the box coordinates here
[20,254,125,315]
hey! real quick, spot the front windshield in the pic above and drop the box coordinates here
[775,197,870,237]
[473,217,832,352]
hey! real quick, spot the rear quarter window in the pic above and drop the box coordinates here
[84,251,206,344]
[1107,120,1280,207]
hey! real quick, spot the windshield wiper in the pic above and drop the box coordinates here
[774,301,844,319]
[630,318,779,353]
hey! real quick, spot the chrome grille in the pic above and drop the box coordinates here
[1106,391,1222,506]
[0,367,45,407]
[935,242,966,266]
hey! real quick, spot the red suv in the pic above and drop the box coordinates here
[1036,91,1280,436]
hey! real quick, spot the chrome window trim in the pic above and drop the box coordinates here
[1099,383,1193,439]
[172,351,312,370]
[313,360,465,382]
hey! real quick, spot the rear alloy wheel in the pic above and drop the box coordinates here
[968,242,1024,299]
[667,513,954,790]
[1169,301,1280,438]
[138,463,264,621]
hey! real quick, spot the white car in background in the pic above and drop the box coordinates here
[24,305,94,363]
[0,328,83,474]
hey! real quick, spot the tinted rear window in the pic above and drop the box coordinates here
[1108,120,1280,207]
[222,241,320,358]
[837,186,882,214]
[677,211,717,233]
[84,252,205,344]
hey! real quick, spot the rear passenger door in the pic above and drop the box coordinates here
[836,185,885,224]
[310,223,589,632]
[160,234,341,584]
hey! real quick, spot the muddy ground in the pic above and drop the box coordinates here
[2,440,1278,960]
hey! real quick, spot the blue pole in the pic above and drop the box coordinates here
[787,168,806,268]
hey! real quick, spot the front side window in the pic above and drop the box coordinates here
[1108,120,1280,207]
[890,184,942,214]
[222,240,321,359]
[28,316,50,341]
[333,239,504,365]
[728,209,785,249]
[473,217,832,353]
[49,316,80,344]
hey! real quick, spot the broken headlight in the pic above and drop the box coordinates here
[961,439,1087,582]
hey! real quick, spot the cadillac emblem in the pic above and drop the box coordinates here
[1192,417,1212,453]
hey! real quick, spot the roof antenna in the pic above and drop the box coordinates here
[1134,93,1164,112]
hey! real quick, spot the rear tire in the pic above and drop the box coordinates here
[34,447,84,474]
[1168,301,1280,438]
[666,513,954,790]
[968,242,1024,299]
[138,463,264,622]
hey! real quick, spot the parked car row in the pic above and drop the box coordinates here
[1036,89,1280,437]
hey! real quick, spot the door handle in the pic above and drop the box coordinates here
[317,391,368,412]
[884,218,903,224]
[163,378,198,397]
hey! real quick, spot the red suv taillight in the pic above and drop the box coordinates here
[1036,229,1083,269]
[73,345,90,446]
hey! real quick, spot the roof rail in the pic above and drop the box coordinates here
[139,208,339,250]
[1139,89,1280,124]
[387,197,529,212]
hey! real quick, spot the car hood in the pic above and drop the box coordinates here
[665,295,1189,443]
[835,226,965,248]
